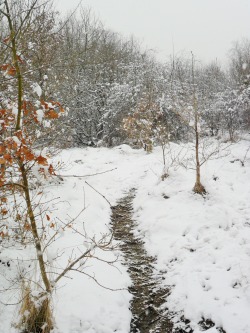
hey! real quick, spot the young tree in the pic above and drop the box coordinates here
[123,100,157,152]
[191,53,206,194]
[161,54,225,194]
[123,98,172,181]
[0,2,113,332]
[0,1,56,330]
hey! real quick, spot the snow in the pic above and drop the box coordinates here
[242,63,248,70]
[132,140,250,333]
[33,83,42,97]
[36,109,44,123]
[1,138,250,332]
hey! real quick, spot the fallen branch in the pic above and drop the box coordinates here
[57,167,117,179]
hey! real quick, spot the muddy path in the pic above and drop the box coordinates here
[111,190,174,333]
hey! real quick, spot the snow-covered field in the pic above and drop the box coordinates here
[1,137,250,333]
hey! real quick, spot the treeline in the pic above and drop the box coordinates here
[1,1,250,149]
[0,2,249,332]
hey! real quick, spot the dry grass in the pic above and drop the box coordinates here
[17,283,53,333]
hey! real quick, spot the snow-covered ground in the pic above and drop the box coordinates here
[1,137,250,333]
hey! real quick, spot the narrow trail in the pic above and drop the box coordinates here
[111,190,174,333]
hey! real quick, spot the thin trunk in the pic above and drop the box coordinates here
[3,0,22,130]
[4,0,51,293]
[195,122,201,186]
[20,163,51,293]
[191,52,206,194]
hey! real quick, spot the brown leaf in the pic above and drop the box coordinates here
[1,208,8,215]
[3,36,10,43]
[48,164,55,175]
[0,64,8,71]
[17,55,24,63]
[0,146,5,154]
[36,155,48,166]
[46,109,58,119]
[41,100,49,109]
[7,66,16,76]
[3,154,12,162]
[22,147,35,161]
[24,223,31,231]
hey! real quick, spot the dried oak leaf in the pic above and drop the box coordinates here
[46,109,58,119]
[36,155,48,166]
[3,154,12,162]
[0,64,8,71]
[7,66,16,76]
[0,146,5,154]
[48,164,55,175]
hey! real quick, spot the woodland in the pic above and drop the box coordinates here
[0,1,250,333]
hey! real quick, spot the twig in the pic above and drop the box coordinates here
[53,245,95,284]
[55,0,83,34]
[70,269,126,291]
[242,145,250,166]
[57,167,117,179]
[85,181,112,207]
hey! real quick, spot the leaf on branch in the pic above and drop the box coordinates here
[17,55,24,64]
[6,140,17,150]
[20,146,35,161]
[36,155,48,166]
[0,146,5,154]
[23,151,34,161]
[53,101,65,113]
[1,208,8,215]
[46,214,50,221]
[7,66,16,76]
[46,109,58,119]
[3,154,12,163]
[48,164,55,175]
[22,101,28,115]
[41,100,49,110]
[3,36,10,43]
[24,223,31,231]
[0,64,9,71]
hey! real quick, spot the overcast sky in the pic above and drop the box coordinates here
[55,0,250,66]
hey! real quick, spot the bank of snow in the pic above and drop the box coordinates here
[0,138,250,333]
[133,139,250,333]
[54,138,250,333]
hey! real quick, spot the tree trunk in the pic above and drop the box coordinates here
[191,52,206,195]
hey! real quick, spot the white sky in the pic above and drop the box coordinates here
[55,0,250,66]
